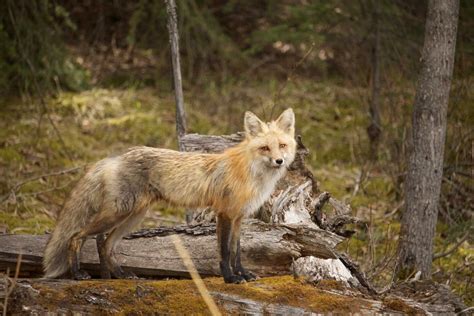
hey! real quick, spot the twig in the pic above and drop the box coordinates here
[367,230,397,281]
[352,169,364,197]
[368,208,375,268]
[384,202,403,218]
[310,191,331,228]
[433,233,470,260]
[351,162,372,199]
[1,166,84,203]
[2,253,22,316]
[457,306,474,316]
[19,179,75,197]
[338,253,378,296]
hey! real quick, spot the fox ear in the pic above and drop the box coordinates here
[244,111,265,137]
[275,108,295,136]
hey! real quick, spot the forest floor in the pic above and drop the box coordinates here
[0,76,472,306]
[6,276,467,315]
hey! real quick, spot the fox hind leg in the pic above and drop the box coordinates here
[96,233,111,279]
[102,207,148,279]
[67,209,131,280]
[68,232,90,280]
[230,216,258,282]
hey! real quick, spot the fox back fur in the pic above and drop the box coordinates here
[43,108,296,281]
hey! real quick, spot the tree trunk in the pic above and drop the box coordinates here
[166,0,191,223]
[396,0,459,279]
[165,0,186,151]
[367,0,382,161]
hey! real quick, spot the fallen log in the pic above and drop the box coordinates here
[0,220,343,278]
[2,277,462,315]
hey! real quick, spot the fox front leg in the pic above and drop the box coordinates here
[230,216,258,282]
[217,214,245,284]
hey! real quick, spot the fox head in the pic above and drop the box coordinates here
[244,108,297,170]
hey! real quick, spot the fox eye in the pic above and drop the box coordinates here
[259,146,270,151]
[279,143,287,149]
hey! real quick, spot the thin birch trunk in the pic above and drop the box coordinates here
[165,0,186,151]
[367,0,382,160]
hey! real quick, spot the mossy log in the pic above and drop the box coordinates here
[2,277,460,315]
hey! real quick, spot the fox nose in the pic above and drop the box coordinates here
[275,159,283,165]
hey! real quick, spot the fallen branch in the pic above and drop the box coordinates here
[310,191,331,228]
[2,253,21,316]
[1,166,84,204]
[338,253,377,295]
[432,233,470,261]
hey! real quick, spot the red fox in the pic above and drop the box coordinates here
[43,108,296,283]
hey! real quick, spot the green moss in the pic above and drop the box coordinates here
[0,147,24,164]
[208,276,367,313]
[0,212,54,234]
[433,222,474,305]
[28,276,370,314]
[65,279,211,315]
[383,297,423,315]
[315,279,347,291]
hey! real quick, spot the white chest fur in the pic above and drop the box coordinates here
[243,167,286,216]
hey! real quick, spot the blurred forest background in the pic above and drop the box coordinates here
[0,0,472,305]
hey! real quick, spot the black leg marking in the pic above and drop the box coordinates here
[232,234,258,282]
[218,215,245,284]
[96,233,111,279]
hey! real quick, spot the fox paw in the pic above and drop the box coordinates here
[73,270,91,280]
[241,271,259,282]
[235,268,259,282]
[224,275,246,284]
[113,269,139,279]
[123,271,139,279]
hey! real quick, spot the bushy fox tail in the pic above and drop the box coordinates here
[43,176,98,278]
[43,223,77,278]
